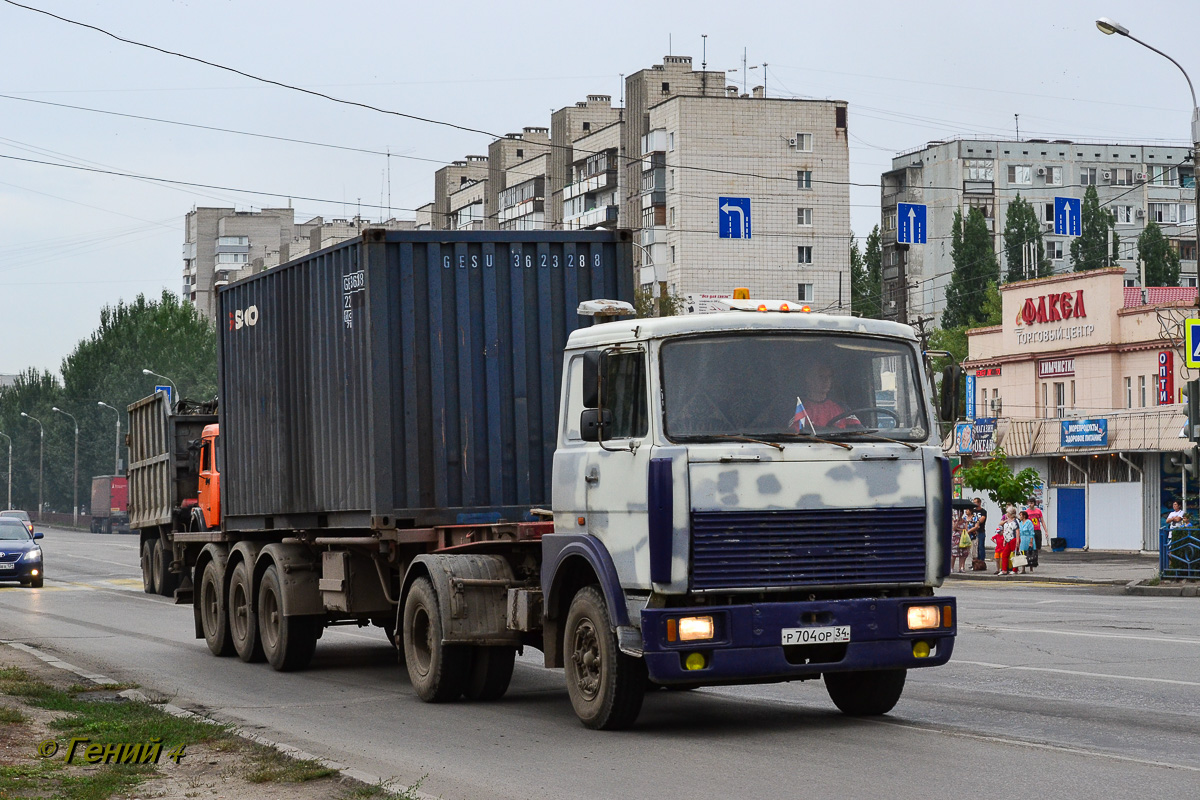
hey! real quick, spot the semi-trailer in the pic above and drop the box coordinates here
[129,229,956,729]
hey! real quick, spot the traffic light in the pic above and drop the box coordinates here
[939,363,963,423]
[1184,379,1200,442]
[1187,448,1199,478]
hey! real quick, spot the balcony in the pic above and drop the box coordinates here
[182,242,196,259]
[563,169,617,202]
[642,190,666,209]
[498,198,545,224]
[642,129,669,155]
[565,205,618,230]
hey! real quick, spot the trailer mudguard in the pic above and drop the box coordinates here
[402,554,521,646]
[255,543,322,617]
[192,543,229,639]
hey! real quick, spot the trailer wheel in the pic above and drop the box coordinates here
[563,586,646,730]
[155,539,179,598]
[258,564,318,672]
[464,646,516,702]
[403,577,468,702]
[199,560,234,657]
[824,669,907,716]
[141,540,156,594]
[228,561,264,663]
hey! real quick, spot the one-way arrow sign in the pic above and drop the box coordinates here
[718,197,752,239]
[1055,196,1082,236]
[897,202,926,244]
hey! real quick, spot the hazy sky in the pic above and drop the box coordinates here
[1,0,1194,375]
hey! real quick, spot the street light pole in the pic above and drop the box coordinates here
[98,402,121,474]
[52,407,79,528]
[142,369,179,404]
[0,431,11,510]
[20,413,43,522]
[1097,16,1200,286]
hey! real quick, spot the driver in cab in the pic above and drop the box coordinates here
[789,359,862,432]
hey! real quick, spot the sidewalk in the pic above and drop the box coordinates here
[944,550,1197,596]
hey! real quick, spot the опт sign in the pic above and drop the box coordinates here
[1158,351,1174,405]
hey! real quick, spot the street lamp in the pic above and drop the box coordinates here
[98,402,121,475]
[52,407,79,528]
[20,412,43,522]
[142,369,179,403]
[0,431,11,510]
[1096,16,1200,286]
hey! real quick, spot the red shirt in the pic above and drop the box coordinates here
[806,398,858,428]
[1026,507,1044,531]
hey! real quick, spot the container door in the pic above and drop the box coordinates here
[1056,487,1085,548]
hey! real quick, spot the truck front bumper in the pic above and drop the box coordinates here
[640,595,955,685]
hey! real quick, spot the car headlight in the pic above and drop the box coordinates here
[22,548,41,562]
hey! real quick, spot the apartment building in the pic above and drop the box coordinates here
[448,179,486,230]
[562,119,622,231]
[548,96,622,228]
[486,129,551,230]
[881,138,1198,325]
[432,156,488,230]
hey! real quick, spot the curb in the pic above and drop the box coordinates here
[1123,579,1200,597]
[945,573,1129,586]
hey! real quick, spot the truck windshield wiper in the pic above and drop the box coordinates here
[825,429,918,450]
[710,433,785,451]
[774,432,854,451]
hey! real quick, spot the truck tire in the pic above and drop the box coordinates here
[403,577,469,702]
[228,561,264,663]
[563,586,646,730]
[141,540,157,594]
[464,646,516,702]
[257,564,319,672]
[198,560,234,657]
[155,540,179,598]
[824,669,907,716]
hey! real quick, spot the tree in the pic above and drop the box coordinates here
[960,447,1041,509]
[1137,221,1181,286]
[0,369,65,515]
[943,208,1000,329]
[1070,186,1115,272]
[1001,194,1051,282]
[850,226,883,319]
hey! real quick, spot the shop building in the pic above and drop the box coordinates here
[960,267,1196,551]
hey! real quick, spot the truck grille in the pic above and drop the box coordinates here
[690,507,927,590]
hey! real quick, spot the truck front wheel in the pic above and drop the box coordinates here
[199,560,233,657]
[228,561,264,663]
[403,577,468,702]
[257,564,319,671]
[824,669,907,716]
[564,586,646,730]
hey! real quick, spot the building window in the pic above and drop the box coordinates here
[964,159,994,181]
[1044,202,1055,223]
[883,212,897,232]
[1041,383,1048,418]
[1139,375,1147,408]
[1151,166,1178,186]
[1045,166,1062,186]
[669,207,675,227]
[1047,240,1064,260]
[795,133,813,152]
[797,207,813,226]
[1080,167,1098,185]
[515,149,523,158]
[662,81,670,93]
[1113,205,1134,224]
[1125,376,1132,409]
[216,236,249,247]
[798,283,813,302]
[582,121,591,131]
[668,132,675,151]
[1149,202,1178,224]
[216,252,248,264]
[1181,241,1197,261]
[1007,165,1032,184]
[1115,168,1134,185]
[797,170,812,189]
[965,196,994,220]
[1054,382,1065,418]
[992,388,1002,415]
[797,246,813,264]
[670,245,676,263]
[669,169,674,190]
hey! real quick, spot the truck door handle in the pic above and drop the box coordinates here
[585,466,600,485]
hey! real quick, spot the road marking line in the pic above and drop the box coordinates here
[953,659,1200,687]
[966,625,1200,646]
[867,717,1200,773]
[1,640,119,685]
[60,553,139,569]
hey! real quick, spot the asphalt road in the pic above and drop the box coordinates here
[2,526,1198,799]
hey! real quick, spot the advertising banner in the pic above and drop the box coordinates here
[1061,418,1108,447]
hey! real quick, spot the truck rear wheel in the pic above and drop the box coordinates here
[228,561,264,663]
[403,577,468,702]
[141,540,156,594]
[199,560,234,657]
[258,564,318,671]
[155,539,179,598]
[824,669,907,716]
[563,586,646,730]
[464,646,516,701]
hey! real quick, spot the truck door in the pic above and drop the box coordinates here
[198,432,221,529]
[582,350,653,587]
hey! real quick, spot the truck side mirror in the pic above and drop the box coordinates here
[939,364,963,423]
[580,408,613,442]
[582,350,605,409]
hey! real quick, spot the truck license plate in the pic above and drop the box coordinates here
[0,563,14,570]
[781,625,850,646]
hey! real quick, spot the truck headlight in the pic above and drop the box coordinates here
[678,615,715,641]
[906,605,941,630]
[22,549,42,562]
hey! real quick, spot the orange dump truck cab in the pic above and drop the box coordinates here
[197,424,221,530]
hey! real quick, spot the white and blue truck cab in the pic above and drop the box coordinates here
[542,300,956,728]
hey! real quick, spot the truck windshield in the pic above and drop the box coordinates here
[660,333,928,441]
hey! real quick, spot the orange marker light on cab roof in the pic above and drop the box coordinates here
[757,304,768,312]
[779,302,790,311]
[733,287,750,300]
[801,305,812,313]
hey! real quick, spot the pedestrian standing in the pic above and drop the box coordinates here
[953,511,973,573]
[1017,510,1036,575]
[998,506,1020,575]
[971,497,989,565]
[1025,498,1048,551]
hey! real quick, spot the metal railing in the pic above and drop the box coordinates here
[1160,526,1200,580]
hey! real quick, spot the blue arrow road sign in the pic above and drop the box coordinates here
[1186,319,1200,369]
[897,203,926,244]
[719,197,751,239]
[1054,196,1082,236]
[155,385,172,405]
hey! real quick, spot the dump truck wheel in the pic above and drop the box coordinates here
[464,646,516,702]
[403,577,468,702]
[228,561,264,663]
[258,564,318,671]
[141,540,156,594]
[824,669,907,716]
[155,539,179,598]
[563,586,646,730]
[199,560,233,657]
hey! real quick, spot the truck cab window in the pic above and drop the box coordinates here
[604,351,648,439]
